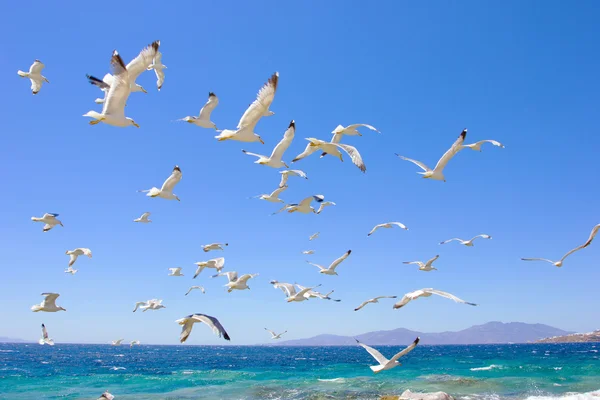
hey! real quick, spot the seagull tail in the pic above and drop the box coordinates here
[370,365,385,373]
[17,70,29,77]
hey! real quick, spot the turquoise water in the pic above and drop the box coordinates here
[0,343,598,399]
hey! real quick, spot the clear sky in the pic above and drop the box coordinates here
[1,1,599,345]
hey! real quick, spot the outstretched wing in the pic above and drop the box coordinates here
[427,289,477,306]
[329,250,351,271]
[265,328,277,336]
[161,166,182,193]
[237,273,257,284]
[390,337,420,362]
[292,141,319,163]
[30,60,45,74]
[126,40,160,82]
[273,282,296,297]
[269,185,288,198]
[237,72,279,129]
[269,120,295,161]
[356,340,388,365]
[199,92,219,120]
[87,74,110,91]
[306,261,326,271]
[425,255,439,265]
[41,324,49,339]
[354,300,371,311]
[368,224,383,236]
[521,257,556,264]
[334,143,366,172]
[192,314,231,341]
[471,234,492,242]
[347,123,380,133]
[396,154,431,172]
[440,238,462,245]
[103,51,130,117]
[433,129,467,172]
[561,223,600,261]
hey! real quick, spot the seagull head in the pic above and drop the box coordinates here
[127,118,140,128]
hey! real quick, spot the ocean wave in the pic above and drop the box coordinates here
[110,367,126,371]
[318,378,345,383]
[524,389,600,400]
[470,364,502,371]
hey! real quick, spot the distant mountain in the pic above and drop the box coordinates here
[0,337,29,343]
[274,322,573,346]
[536,330,600,343]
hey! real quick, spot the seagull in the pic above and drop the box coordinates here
[147,50,166,90]
[393,288,478,309]
[272,195,325,215]
[83,41,159,127]
[38,324,54,346]
[179,92,219,130]
[354,296,398,311]
[202,243,228,253]
[133,299,166,312]
[31,213,63,232]
[296,285,341,302]
[242,120,295,168]
[462,140,505,151]
[265,328,287,340]
[396,129,467,182]
[315,201,336,215]
[356,337,419,373]
[292,138,366,173]
[168,267,184,276]
[440,234,492,246]
[138,165,182,201]
[309,232,320,241]
[251,185,288,203]
[185,286,206,296]
[194,257,225,278]
[368,222,408,236]
[65,248,92,267]
[522,223,600,267]
[130,340,141,347]
[176,313,230,343]
[17,60,49,94]
[133,212,152,223]
[111,339,124,346]
[98,391,115,400]
[215,72,279,144]
[87,71,147,104]
[31,293,65,312]
[321,124,380,157]
[306,250,352,275]
[302,250,315,255]
[212,271,258,292]
[64,266,78,275]
[279,169,308,188]
[270,280,322,302]
[403,255,439,272]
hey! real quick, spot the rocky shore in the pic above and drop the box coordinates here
[536,330,600,343]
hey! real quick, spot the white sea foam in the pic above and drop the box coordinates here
[318,378,345,383]
[524,389,600,400]
[470,364,502,371]
[553,367,563,370]
[110,366,126,371]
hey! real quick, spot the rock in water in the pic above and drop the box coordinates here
[398,390,455,400]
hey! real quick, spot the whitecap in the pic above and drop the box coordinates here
[295,357,307,360]
[318,378,345,383]
[110,366,126,371]
[524,389,600,400]
[40,361,50,364]
[553,367,562,371]
[114,354,124,357]
[470,364,501,371]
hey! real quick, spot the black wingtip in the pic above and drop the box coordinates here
[460,129,467,138]
[173,165,181,172]
[223,332,231,341]
[355,338,360,343]
[289,120,295,128]
[414,337,420,344]
[347,250,352,255]
[151,40,160,51]
[209,92,216,97]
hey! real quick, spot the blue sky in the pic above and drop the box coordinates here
[1,1,599,345]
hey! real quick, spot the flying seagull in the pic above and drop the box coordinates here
[321,124,380,157]
[65,248,92,267]
[215,72,279,143]
[354,296,398,311]
[202,243,228,253]
[315,201,336,215]
[64,267,78,275]
[133,212,152,223]
[147,50,166,90]
[356,337,419,373]
[130,340,141,347]
[309,232,320,241]
[185,286,206,296]
[31,213,63,232]
[84,41,159,127]
[31,293,66,312]
[98,391,115,400]
[111,339,124,346]
[265,328,287,340]
[521,223,600,267]
[133,299,166,312]
[279,169,308,188]
[272,195,325,215]
[393,288,478,309]
[194,257,225,278]
[179,92,219,130]
[212,271,259,292]
[251,185,288,203]
[138,165,182,201]
[306,250,352,276]
[270,280,322,302]
[440,234,491,246]
[17,60,49,94]
[296,285,342,302]
[462,139,505,151]
[86,72,147,104]
[242,120,295,168]
[396,129,467,182]
[38,324,54,346]
[302,250,315,255]
[403,255,439,272]
[168,267,184,276]
[292,138,366,173]
[368,222,408,236]
[176,313,230,343]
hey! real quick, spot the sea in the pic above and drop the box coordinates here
[0,343,598,399]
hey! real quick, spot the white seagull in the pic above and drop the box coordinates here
[440,234,492,246]
[31,213,63,232]
[309,232,320,241]
[393,288,478,309]
[279,169,308,188]
[138,165,182,201]
[522,223,600,267]
[251,185,288,203]
[64,266,78,275]
[273,195,325,215]
[396,129,467,182]
[296,285,341,302]
[168,267,184,276]
[98,391,115,400]
[265,328,287,340]
[302,250,315,255]
[185,286,206,296]
[462,139,505,151]
[133,299,166,312]
[194,257,225,278]
[212,271,258,292]
[176,313,230,343]
[403,255,439,272]
[354,296,398,311]
[215,72,279,144]
[202,243,228,253]
[38,324,54,346]
[242,120,295,168]
[133,212,152,223]
[147,50,166,90]
[31,293,65,312]
[307,250,352,276]
[65,248,92,267]
[179,92,219,130]
[130,340,141,347]
[321,124,380,157]
[270,280,322,303]
[292,138,366,173]
[368,222,408,236]
[356,337,419,373]
[111,339,124,346]
[315,201,336,215]
[83,41,159,127]
[86,73,147,104]
[17,60,49,95]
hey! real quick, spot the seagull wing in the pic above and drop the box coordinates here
[561,223,600,262]
[269,120,295,161]
[237,273,257,284]
[274,282,296,297]
[125,40,160,82]
[389,337,420,362]
[178,318,195,343]
[160,166,182,193]
[329,250,352,271]
[470,234,491,242]
[440,238,463,245]
[41,324,49,339]
[390,222,408,230]
[306,261,326,271]
[87,74,111,91]
[199,93,219,120]
[298,196,316,208]
[425,255,439,266]
[333,143,366,172]
[427,289,477,306]
[102,51,130,118]
[140,212,151,219]
[237,72,279,129]
[433,129,467,172]
[215,271,238,282]
[347,123,380,133]
[269,185,288,198]
[292,141,319,162]
[396,155,431,172]
[265,328,277,336]
[133,302,146,312]
[368,224,384,236]
[354,300,372,311]
[375,296,398,300]
[192,314,231,340]
[392,294,413,309]
[521,258,556,264]
[356,340,388,365]
[30,60,45,74]
[41,293,59,308]
[278,173,288,188]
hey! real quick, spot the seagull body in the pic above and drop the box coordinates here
[265,328,287,340]
[397,129,467,182]
[315,201,336,215]
[309,232,320,241]
[111,339,124,346]
[139,165,182,201]
[194,257,225,278]
[307,250,352,275]
[133,299,165,312]
[213,271,258,292]
[356,337,419,373]
[270,280,321,302]
[31,293,66,312]
[279,169,308,188]
[185,286,206,296]
[321,124,380,157]
[38,324,54,346]
[462,140,505,152]
[253,185,287,203]
[403,255,439,272]
[302,250,315,255]
[368,222,408,236]
[354,296,398,311]
[65,248,92,267]
[273,195,325,215]
[180,92,219,130]
[242,120,295,168]
[133,212,152,223]
[176,313,230,343]
[31,213,63,232]
[440,234,491,246]
[147,50,166,90]
[83,41,159,128]
[17,60,49,94]
[98,391,115,400]
[296,285,341,302]
[292,138,366,172]
[64,267,78,275]
[393,288,478,309]
[130,340,141,347]
[168,267,184,276]
[202,243,228,253]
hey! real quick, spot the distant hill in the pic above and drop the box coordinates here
[536,330,600,343]
[0,337,29,343]
[274,322,572,346]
